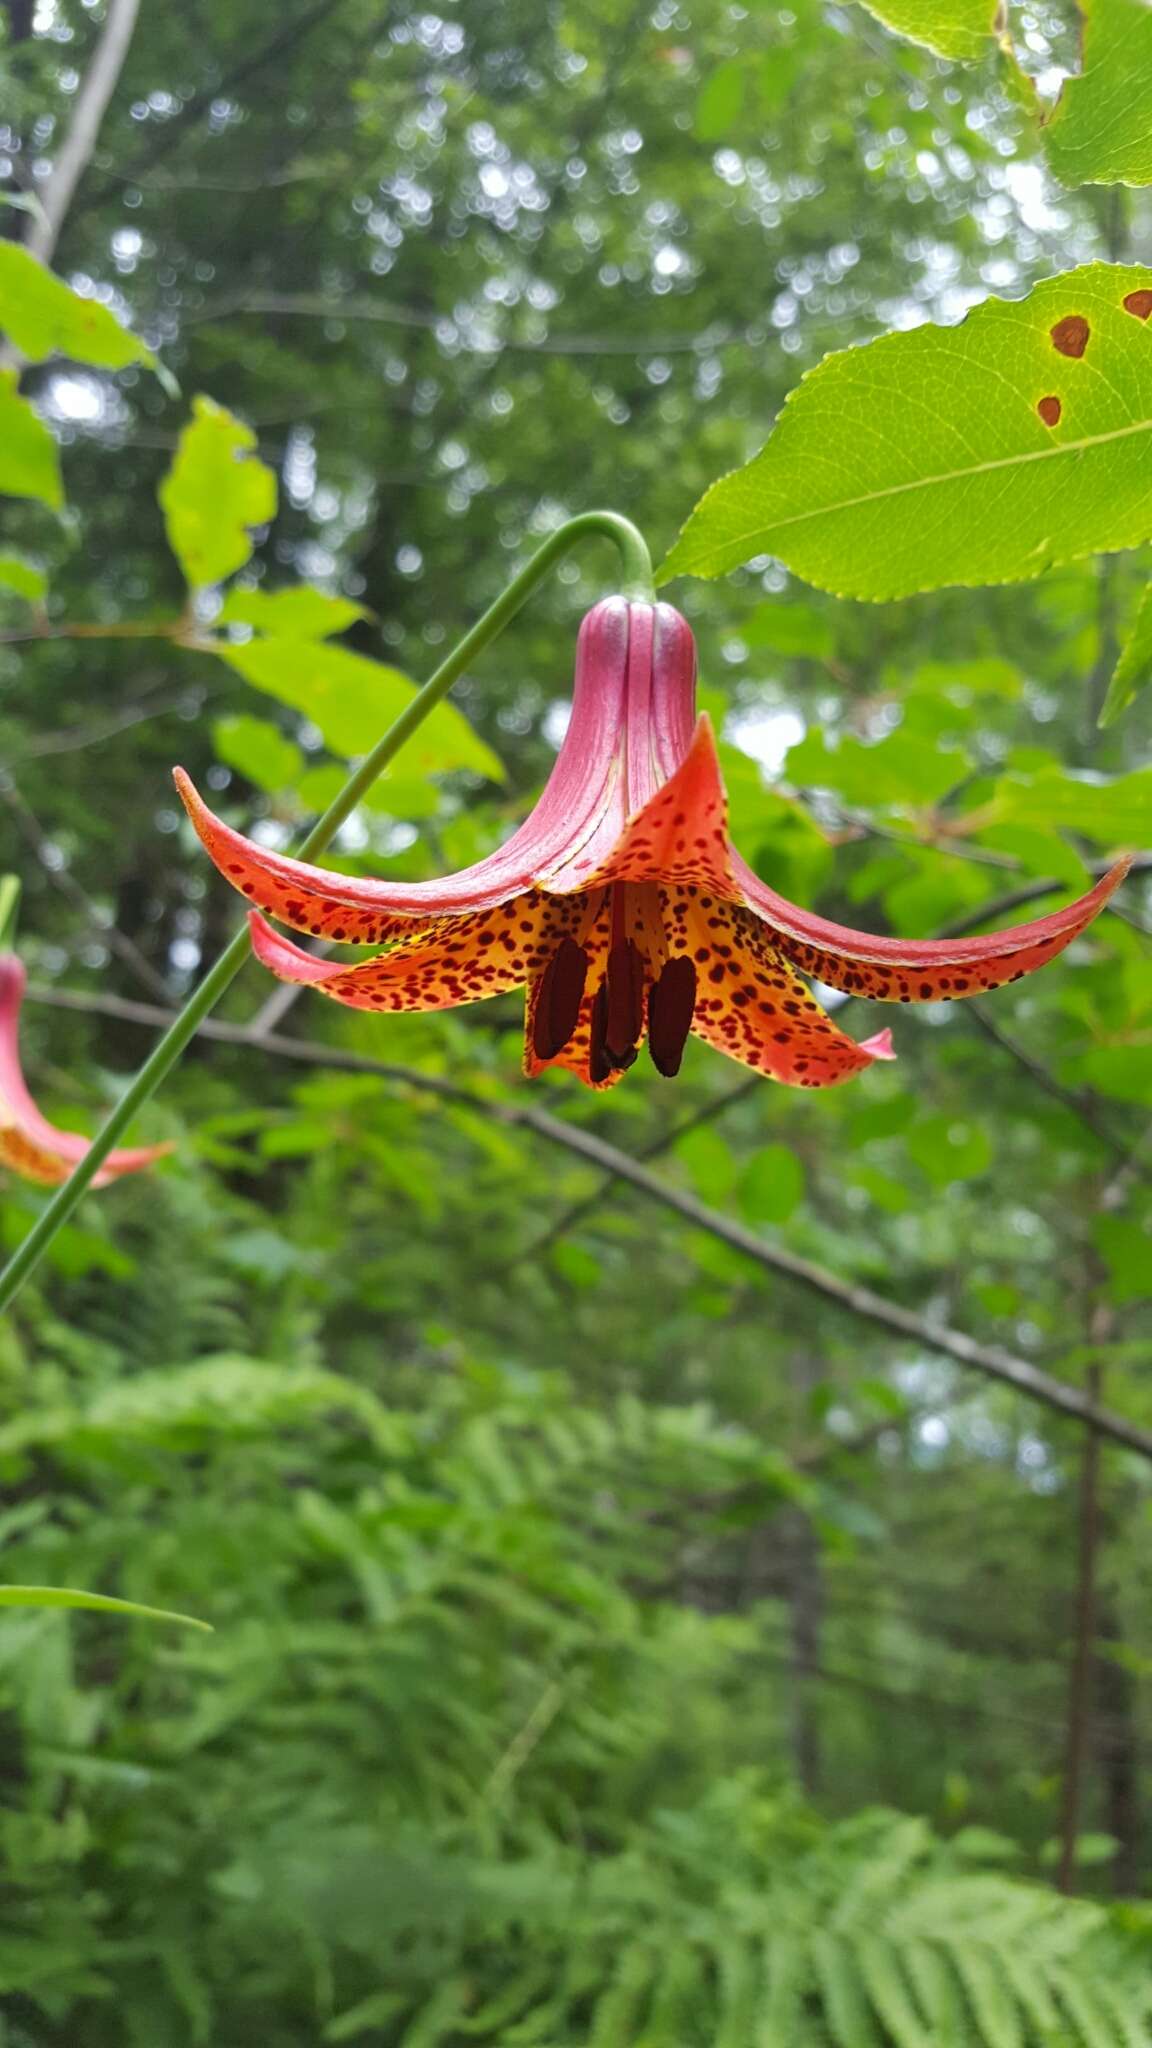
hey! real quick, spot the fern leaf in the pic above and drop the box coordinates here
[714,1935,760,2048]
[1089,1969,1152,2048]
[1051,1965,1139,2048]
[758,1929,810,2045]
[589,1942,655,2048]
[396,1978,469,2048]
[639,1943,707,2046]
[900,1940,971,2048]
[998,1952,1062,2036]
[854,1933,933,2048]
[831,1818,932,1929]
[455,1963,552,2035]
[811,1931,885,2048]
[324,1990,407,2043]
[952,1944,1026,2048]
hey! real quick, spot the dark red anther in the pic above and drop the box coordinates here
[532,936,589,1060]
[588,982,613,1083]
[647,955,697,1077]
[604,938,645,1063]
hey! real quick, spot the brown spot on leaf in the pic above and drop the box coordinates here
[1123,289,1152,321]
[1037,394,1062,427]
[1050,314,1089,358]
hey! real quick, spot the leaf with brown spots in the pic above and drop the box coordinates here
[660,265,1152,600]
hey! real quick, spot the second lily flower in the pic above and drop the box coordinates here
[175,599,1128,1091]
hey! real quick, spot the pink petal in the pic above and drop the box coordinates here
[0,956,171,1185]
[560,715,738,896]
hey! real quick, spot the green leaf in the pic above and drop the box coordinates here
[785,728,970,809]
[742,598,835,658]
[1092,1216,1152,1305]
[677,1126,737,1206]
[695,58,746,140]
[659,265,1152,601]
[159,396,277,589]
[0,243,158,371]
[1099,584,1152,726]
[1043,0,1152,190]
[853,0,1000,60]
[739,1143,805,1224]
[219,585,367,639]
[0,1586,210,1630]
[213,714,306,794]
[0,369,62,507]
[213,635,504,781]
[0,551,47,600]
[906,1116,993,1186]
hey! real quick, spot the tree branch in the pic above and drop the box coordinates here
[24,981,1152,1462]
[935,855,1152,938]
[23,0,141,268]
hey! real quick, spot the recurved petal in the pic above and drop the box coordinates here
[0,957,171,1186]
[557,715,737,897]
[733,853,1132,1003]
[175,770,439,942]
[660,888,890,1086]
[248,890,585,1014]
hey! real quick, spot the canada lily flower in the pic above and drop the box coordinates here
[174,599,1129,1091]
[0,955,172,1185]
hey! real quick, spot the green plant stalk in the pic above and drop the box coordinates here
[0,512,654,1314]
[0,876,20,952]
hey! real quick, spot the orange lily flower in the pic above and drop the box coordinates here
[0,956,172,1185]
[174,599,1129,1091]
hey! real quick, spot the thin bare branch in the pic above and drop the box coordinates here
[25,979,1152,1462]
[23,0,141,268]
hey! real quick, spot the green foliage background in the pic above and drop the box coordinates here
[1,0,1151,2040]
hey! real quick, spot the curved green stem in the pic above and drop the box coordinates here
[0,510,654,1312]
[0,876,20,953]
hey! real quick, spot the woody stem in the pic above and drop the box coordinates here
[0,511,655,1312]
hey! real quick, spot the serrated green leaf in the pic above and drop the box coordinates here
[854,0,999,59]
[159,396,277,589]
[0,243,157,370]
[0,369,62,507]
[0,551,47,600]
[660,265,1152,601]
[213,714,306,795]
[1043,0,1152,190]
[213,634,503,781]
[218,585,367,639]
[1100,584,1152,726]
[0,1586,209,1630]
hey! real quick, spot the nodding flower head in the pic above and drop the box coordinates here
[175,597,1130,1091]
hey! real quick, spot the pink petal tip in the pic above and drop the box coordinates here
[860,1028,897,1061]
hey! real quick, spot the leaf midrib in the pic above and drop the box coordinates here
[689,413,1152,559]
